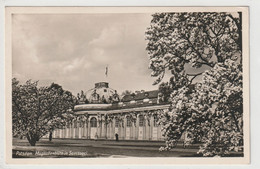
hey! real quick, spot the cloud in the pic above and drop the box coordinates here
[88,48,109,63]
[89,25,125,48]
[12,13,156,95]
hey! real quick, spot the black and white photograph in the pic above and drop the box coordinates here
[4,7,250,164]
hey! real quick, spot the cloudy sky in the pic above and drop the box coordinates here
[12,13,166,95]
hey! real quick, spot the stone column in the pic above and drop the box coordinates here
[79,121,83,139]
[68,124,70,138]
[53,130,55,138]
[131,121,134,139]
[87,119,91,139]
[110,122,113,139]
[120,122,123,140]
[70,123,73,138]
[120,120,122,139]
[118,122,120,139]
[82,121,85,138]
[104,122,107,139]
[82,119,85,138]
[75,120,80,138]
[99,120,102,138]
[69,123,71,138]
[136,115,139,140]
[107,122,109,139]
[56,129,60,138]
[97,121,100,139]
[81,119,84,138]
[132,119,136,140]
[121,120,124,140]
[55,129,58,138]
[56,129,59,138]
[60,128,63,138]
[106,123,109,139]
[101,122,105,138]
[149,116,153,140]
[62,127,65,138]
[112,118,115,139]
[84,119,88,138]
[73,121,76,138]
[145,117,149,140]
[61,128,63,138]
[74,121,77,138]
[70,122,72,138]
[63,125,66,138]
[66,124,68,138]
[158,117,161,140]
[65,124,69,138]
[123,116,126,140]
[56,129,58,138]
[144,115,147,140]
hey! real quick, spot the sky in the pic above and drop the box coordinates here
[12,13,164,96]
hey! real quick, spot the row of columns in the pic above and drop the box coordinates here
[45,111,165,141]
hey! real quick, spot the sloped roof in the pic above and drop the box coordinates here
[121,90,159,102]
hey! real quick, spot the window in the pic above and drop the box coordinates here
[139,115,145,127]
[79,121,84,128]
[154,116,159,127]
[90,117,97,127]
[115,119,119,127]
[126,117,131,127]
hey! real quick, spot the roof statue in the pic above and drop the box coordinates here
[77,90,87,104]
[76,82,120,104]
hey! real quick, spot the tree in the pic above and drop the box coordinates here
[146,12,241,84]
[12,78,76,146]
[145,12,243,156]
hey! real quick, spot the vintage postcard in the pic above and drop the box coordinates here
[5,7,249,165]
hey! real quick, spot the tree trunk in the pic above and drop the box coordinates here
[26,133,38,146]
[36,135,40,141]
[29,139,37,146]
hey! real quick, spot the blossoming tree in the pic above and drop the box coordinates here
[12,78,76,146]
[145,12,243,156]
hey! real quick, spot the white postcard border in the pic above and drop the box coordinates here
[4,6,250,165]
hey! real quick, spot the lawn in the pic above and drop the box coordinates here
[13,138,200,158]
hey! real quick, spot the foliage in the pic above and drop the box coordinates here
[145,12,243,156]
[146,12,241,85]
[159,60,243,156]
[12,78,76,146]
[158,82,173,102]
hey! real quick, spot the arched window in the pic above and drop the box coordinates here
[115,118,119,127]
[90,117,97,127]
[139,115,145,127]
[126,117,131,127]
[154,116,159,127]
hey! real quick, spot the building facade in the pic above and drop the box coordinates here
[50,82,170,141]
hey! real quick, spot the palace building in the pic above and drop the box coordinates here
[50,82,170,141]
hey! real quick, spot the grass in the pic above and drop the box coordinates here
[13,138,199,158]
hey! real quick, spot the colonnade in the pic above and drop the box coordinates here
[44,110,165,141]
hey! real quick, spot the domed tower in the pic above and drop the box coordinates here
[85,82,120,104]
